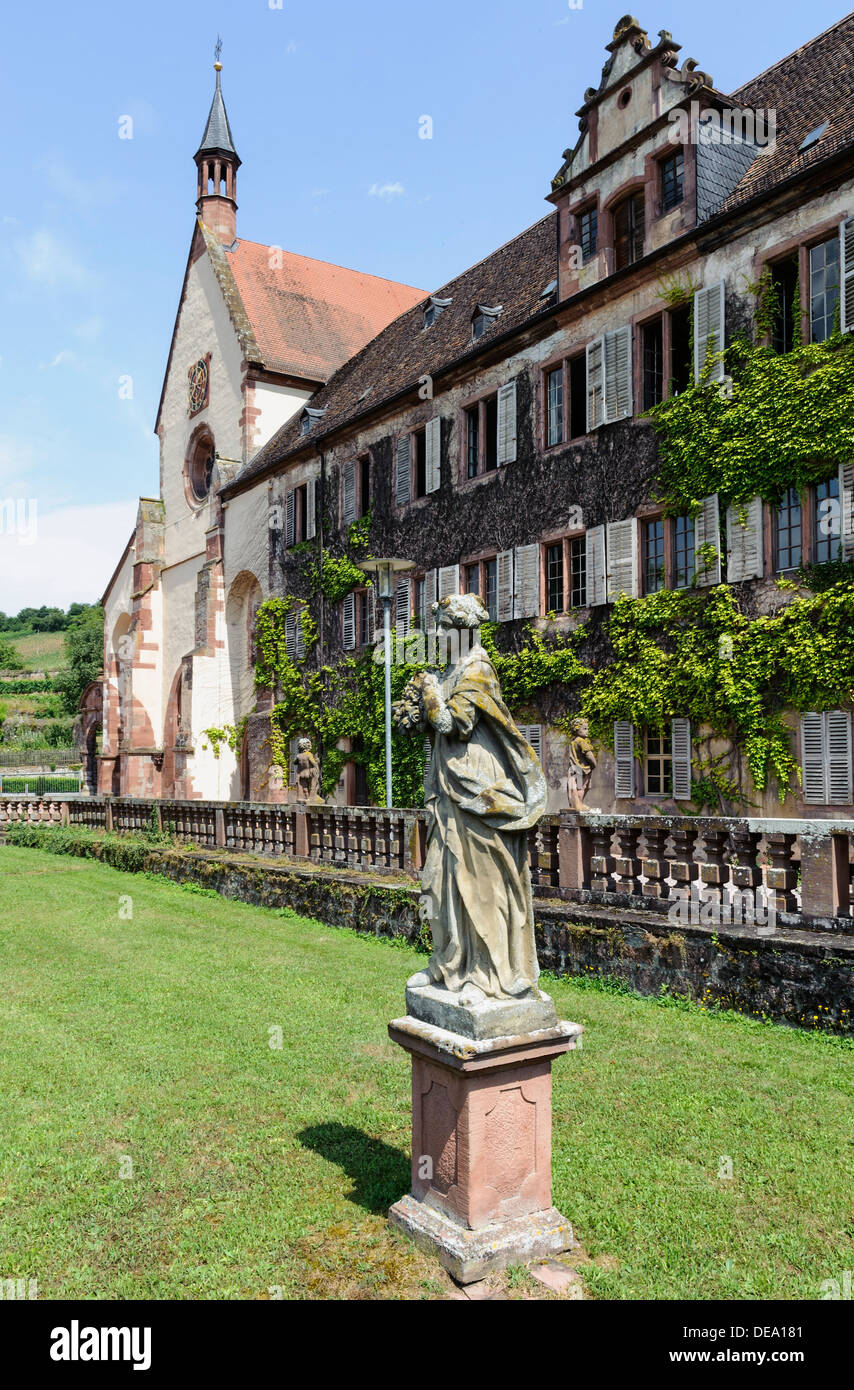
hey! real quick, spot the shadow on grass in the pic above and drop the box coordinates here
[298,1122,410,1215]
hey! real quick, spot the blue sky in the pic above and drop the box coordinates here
[0,0,848,609]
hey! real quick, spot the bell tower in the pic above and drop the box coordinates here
[194,53,240,245]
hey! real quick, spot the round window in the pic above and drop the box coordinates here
[188,432,215,502]
[618,87,632,109]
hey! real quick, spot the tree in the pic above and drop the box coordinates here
[0,637,19,669]
[54,606,104,714]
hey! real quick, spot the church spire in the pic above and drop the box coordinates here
[194,47,241,245]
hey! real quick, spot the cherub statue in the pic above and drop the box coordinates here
[566,719,597,810]
[293,737,320,802]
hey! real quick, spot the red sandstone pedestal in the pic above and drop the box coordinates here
[388,1014,582,1283]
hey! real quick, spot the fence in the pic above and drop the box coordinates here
[1,797,852,929]
[0,773,83,795]
[0,748,79,767]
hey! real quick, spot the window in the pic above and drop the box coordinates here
[465,406,480,479]
[770,254,799,353]
[641,318,664,410]
[642,519,665,593]
[774,487,802,572]
[546,543,564,612]
[645,726,672,795]
[423,302,441,328]
[810,237,840,342]
[285,479,318,547]
[672,514,695,589]
[471,305,502,340]
[568,356,586,439]
[669,304,692,394]
[188,431,215,502]
[414,427,428,498]
[801,709,853,805]
[546,367,563,447]
[358,455,370,517]
[464,562,480,596]
[660,150,684,213]
[613,192,645,270]
[484,558,498,620]
[342,455,370,524]
[413,575,427,630]
[299,413,312,436]
[813,475,841,565]
[570,536,587,607]
[578,206,598,263]
[484,396,498,471]
[799,122,827,154]
[355,588,374,647]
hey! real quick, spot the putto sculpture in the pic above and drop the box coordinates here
[292,737,320,803]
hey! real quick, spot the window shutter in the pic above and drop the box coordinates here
[800,712,827,804]
[285,610,296,659]
[840,462,854,561]
[586,337,604,431]
[671,717,692,800]
[693,493,721,586]
[285,490,295,547]
[497,550,514,622]
[841,218,854,334]
[367,585,375,646]
[425,569,438,631]
[305,478,317,540]
[438,564,458,599]
[606,518,639,600]
[425,417,442,492]
[519,723,543,764]
[342,592,356,650]
[342,460,357,525]
[496,381,518,464]
[423,734,433,774]
[826,709,853,806]
[725,497,763,581]
[586,525,607,606]
[694,281,726,383]
[604,326,632,422]
[513,543,540,619]
[614,720,635,798]
[395,434,411,505]
[395,576,411,639]
[294,606,305,661]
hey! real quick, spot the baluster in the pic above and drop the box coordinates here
[375,814,389,869]
[765,832,798,913]
[668,823,701,901]
[589,824,616,895]
[614,824,643,897]
[700,828,729,906]
[640,826,668,898]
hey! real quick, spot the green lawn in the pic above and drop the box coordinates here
[1,844,851,1301]
[2,630,65,673]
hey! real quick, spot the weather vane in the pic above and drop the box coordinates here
[214,35,222,64]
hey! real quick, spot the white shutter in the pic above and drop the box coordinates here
[671,717,692,800]
[438,564,458,599]
[425,417,441,492]
[586,337,604,431]
[342,460,357,525]
[423,735,433,774]
[586,525,607,606]
[367,585,375,646]
[801,712,827,804]
[285,611,296,659]
[693,493,721,586]
[342,592,356,650]
[395,435,411,505]
[306,478,317,540]
[614,720,635,798]
[395,577,411,639]
[826,710,853,806]
[285,490,295,547]
[513,543,540,619]
[425,569,438,631]
[497,550,514,622]
[520,723,543,764]
[294,606,305,661]
[694,281,726,383]
[604,326,632,422]
[840,462,854,561]
[496,382,517,465]
[606,519,639,600]
[841,218,854,334]
[726,497,763,581]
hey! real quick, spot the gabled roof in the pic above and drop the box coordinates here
[226,213,557,493]
[722,11,854,210]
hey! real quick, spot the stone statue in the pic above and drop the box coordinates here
[292,737,320,802]
[393,593,554,1027]
[566,720,597,810]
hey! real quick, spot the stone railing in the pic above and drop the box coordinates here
[2,797,852,930]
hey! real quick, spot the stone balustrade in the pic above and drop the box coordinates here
[1,797,852,930]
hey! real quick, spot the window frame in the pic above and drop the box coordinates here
[659,148,685,215]
[644,725,673,797]
[538,525,588,613]
[458,388,501,483]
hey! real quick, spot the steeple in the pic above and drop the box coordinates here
[194,50,241,245]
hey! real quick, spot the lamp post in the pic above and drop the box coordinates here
[356,557,415,809]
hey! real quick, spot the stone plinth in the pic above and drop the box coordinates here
[388,1013,582,1283]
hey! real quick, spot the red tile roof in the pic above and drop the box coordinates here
[224,238,426,382]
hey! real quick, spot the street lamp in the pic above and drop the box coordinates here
[356,556,415,808]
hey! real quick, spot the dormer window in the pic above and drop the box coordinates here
[300,406,328,436]
[660,150,684,213]
[613,192,645,271]
[471,304,503,340]
[423,295,452,329]
[799,122,827,154]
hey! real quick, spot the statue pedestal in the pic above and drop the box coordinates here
[388,1013,582,1283]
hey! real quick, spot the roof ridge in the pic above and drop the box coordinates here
[731,10,854,95]
[227,237,426,294]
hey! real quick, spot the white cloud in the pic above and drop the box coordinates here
[14,230,90,288]
[368,181,405,200]
[0,500,138,609]
[40,350,77,370]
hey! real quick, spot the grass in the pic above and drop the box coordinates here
[1,843,852,1301]
[2,631,65,672]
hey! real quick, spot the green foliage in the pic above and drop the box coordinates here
[478,621,589,709]
[649,332,854,513]
[796,557,854,592]
[743,264,780,344]
[53,606,104,715]
[0,638,22,669]
[580,583,854,801]
[313,551,369,602]
[657,273,698,308]
[201,715,248,759]
[0,678,53,693]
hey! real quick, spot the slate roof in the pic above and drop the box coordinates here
[722,11,854,210]
[227,213,558,492]
[195,69,239,161]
